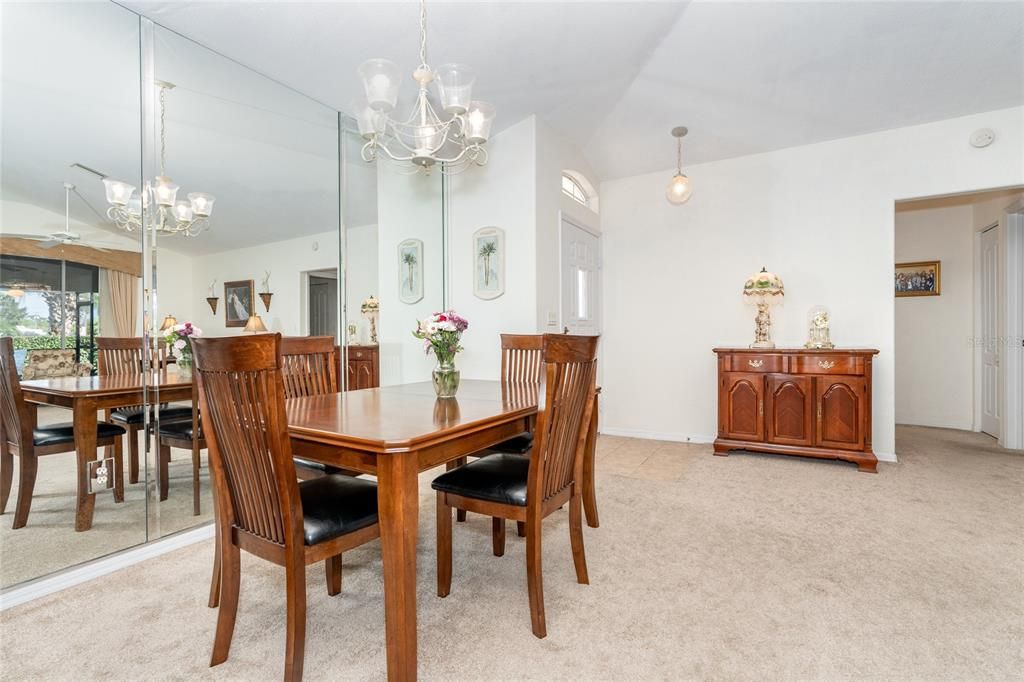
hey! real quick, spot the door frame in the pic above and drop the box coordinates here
[972,199,1024,449]
[557,211,602,334]
[973,222,1000,437]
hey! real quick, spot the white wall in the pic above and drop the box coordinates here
[167,229,339,337]
[449,116,538,379]
[375,165,444,385]
[894,205,974,429]
[343,222,378,344]
[600,106,1024,459]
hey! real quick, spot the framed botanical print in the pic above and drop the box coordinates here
[895,261,941,297]
[473,226,504,300]
[224,279,255,327]
[398,238,424,304]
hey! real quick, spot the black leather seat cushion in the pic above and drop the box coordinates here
[486,432,533,455]
[159,420,200,441]
[299,475,379,546]
[33,422,126,447]
[111,404,192,425]
[431,453,530,506]
[294,457,345,476]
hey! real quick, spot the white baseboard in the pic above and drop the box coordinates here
[600,428,900,464]
[0,522,213,611]
[599,427,717,444]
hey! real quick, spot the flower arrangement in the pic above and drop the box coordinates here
[413,310,469,365]
[164,322,202,369]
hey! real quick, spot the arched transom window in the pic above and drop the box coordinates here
[561,173,589,206]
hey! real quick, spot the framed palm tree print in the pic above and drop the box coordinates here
[473,226,504,300]
[398,238,424,304]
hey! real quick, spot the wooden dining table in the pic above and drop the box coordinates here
[20,368,194,532]
[285,379,600,681]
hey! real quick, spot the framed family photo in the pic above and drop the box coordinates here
[224,279,255,327]
[895,261,941,297]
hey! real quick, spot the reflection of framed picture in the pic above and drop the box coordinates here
[398,239,424,304]
[224,279,254,327]
[473,226,504,300]
[895,261,941,297]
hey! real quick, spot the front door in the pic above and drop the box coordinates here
[980,225,1000,437]
[560,218,600,335]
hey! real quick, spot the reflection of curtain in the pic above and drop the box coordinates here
[99,269,138,336]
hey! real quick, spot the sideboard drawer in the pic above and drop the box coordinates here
[792,355,863,375]
[727,354,785,373]
[348,348,373,360]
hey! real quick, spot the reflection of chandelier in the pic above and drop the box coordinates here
[355,0,495,174]
[102,81,215,237]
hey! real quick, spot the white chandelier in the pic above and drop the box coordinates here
[355,0,496,174]
[666,126,693,205]
[102,81,215,237]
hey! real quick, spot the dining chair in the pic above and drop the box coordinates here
[432,333,599,638]
[157,374,205,515]
[280,336,347,479]
[192,333,380,681]
[0,337,126,529]
[97,336,190,485]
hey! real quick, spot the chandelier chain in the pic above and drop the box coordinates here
[676,136,682,174]
[418,0,428,69]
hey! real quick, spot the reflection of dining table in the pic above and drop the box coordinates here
[20,369,194,532]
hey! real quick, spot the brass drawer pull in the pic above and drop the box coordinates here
[748,359,764,368]
[818,360,836,369]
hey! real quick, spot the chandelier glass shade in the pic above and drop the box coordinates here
[103,82,215,237]
[356,0,495,174]
[666,126,693,205]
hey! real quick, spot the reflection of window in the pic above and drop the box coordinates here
[562,174,589,206]
[576,268,589,320]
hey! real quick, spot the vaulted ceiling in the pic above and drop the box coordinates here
[123,0,1024,181]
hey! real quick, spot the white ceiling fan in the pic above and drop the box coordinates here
[4,183,130,252]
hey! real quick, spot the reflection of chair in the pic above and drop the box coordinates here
[157,375,205,516]
[1,337,126,529]
[280,336,347,479]
[20,349,92,379]
[97,337,190,485]
[432,334,599,638]
[194,334,380,680]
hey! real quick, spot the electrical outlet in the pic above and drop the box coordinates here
[546,311,558,326]
[87,457,116,494]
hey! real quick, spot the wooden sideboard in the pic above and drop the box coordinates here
[346,344,380,390]
[712,348,879,472]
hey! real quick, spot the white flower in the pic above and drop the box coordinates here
[173,339,186,350]
[438,320,456,332]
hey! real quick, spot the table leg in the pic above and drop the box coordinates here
[377,450,419,682]
[582,392,600,529]
[73,397,99,532]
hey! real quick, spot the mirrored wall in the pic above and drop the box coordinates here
[0,2,447,590]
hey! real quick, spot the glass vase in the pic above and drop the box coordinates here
[432,359,460,398]
[176,352,193,374]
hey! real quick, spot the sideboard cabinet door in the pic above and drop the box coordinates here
[720,372,765,441]
[815,377,866,451]
[766,374,814,446]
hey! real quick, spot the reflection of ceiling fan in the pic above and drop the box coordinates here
[4,183,128,252]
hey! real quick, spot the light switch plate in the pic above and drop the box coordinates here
[546,311,558,326]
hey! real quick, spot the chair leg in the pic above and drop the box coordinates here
[158,443,170,502]
[112,438,125,503]
[12,453,38,529]
[208,533,221,608]
[191,444,201,516]
[0,441,12,515]
[526,516,546,638]
[569,494,589,585]
[283,556,307,682]
[436,493,452,597]
[325,554,342,596]
[492,517,505,557]
[209,542,239,667]
[517,521,526,537]
[128,425,141,485]
[456,508,467,522]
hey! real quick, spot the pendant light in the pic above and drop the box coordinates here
[666,126,692,205]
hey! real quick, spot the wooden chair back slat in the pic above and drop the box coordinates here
[192,334,299,547]
[0,338,29,449]
[527,334,599,502]
[280,336,338,399]
[96,336,166,376]
[500,334,544,384]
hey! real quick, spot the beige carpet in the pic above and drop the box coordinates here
[0,407,214,588]
[1,426,1021,680]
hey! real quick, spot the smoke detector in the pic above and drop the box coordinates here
[969,128,995,148]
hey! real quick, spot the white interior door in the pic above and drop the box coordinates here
[980,225,1000,437]
[561,218,601,335]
